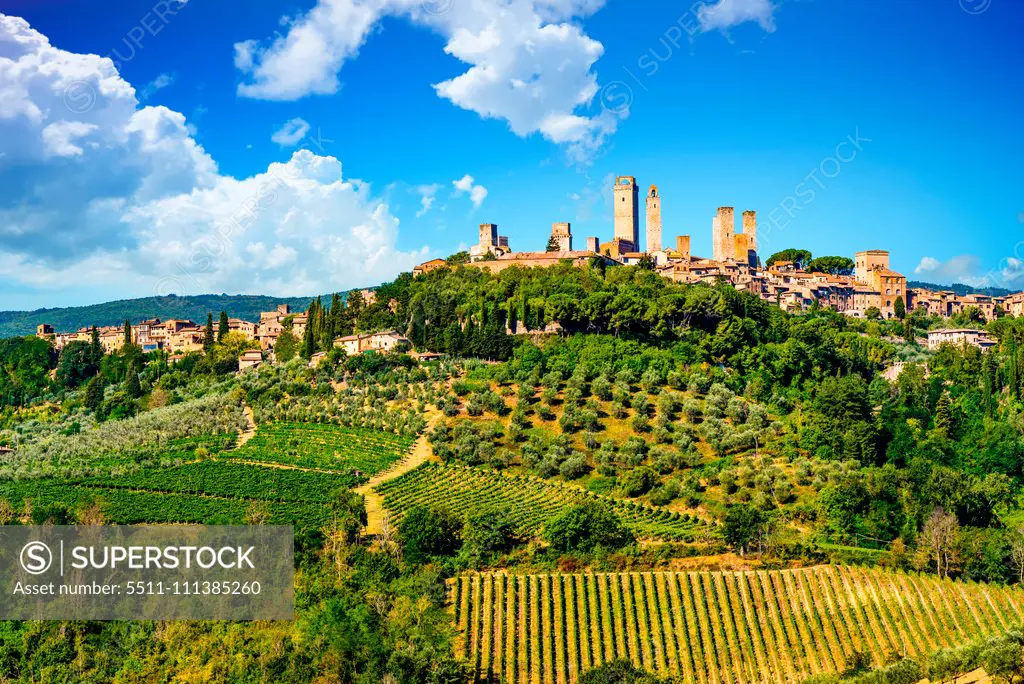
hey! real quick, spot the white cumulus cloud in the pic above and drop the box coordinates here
[271,117,311,146]
[913,255,982,283]
[233,0,623,161]
[139,72,176,100]
[0,14,425,304]
[415,183,441,218]
[452,174,488,208]
[698,0,777,33]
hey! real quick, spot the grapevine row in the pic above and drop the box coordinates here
[376,461,702,542]
[450,566,1024,683]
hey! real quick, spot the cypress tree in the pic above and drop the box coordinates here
[203,314,215,352]
[85,375,104,412]
[89,326,102,365]
[983,351,995,418]
[123,319,132,346]
[1017,343,1024,402]
[935,393,955,436]
[301,317,315,359]
[329,293,342,340]
[125,363,142,399]
[1009,336,1020,401]
[218,311,229,341]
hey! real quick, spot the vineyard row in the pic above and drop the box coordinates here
[450,565,1024,684]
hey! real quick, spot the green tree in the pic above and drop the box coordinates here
[301,317,315,360]
[766,248,812,269]
[56,341,99,388]
[203,314,215,353]
[217,311,229,341]
[399,505,462,564]
[544,502,634,553]
[723,504,766,556]
[894,295,906,320]
[546,235,560,252]
[84,375,105,412]
[807,255,855,275]
[619,466,658,497]
[275,318,299,363]
[122,319,132,346]
[446,251,470,265]
[124,363,142,398]
[458,508,518,568]
[89,325,102,366]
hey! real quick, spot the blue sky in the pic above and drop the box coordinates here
[0,0,1021,310]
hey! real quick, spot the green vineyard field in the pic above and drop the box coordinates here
[230,422,415,473]
[376,461,702,542]
[0,422,416,527]
[80,460,362,501]
[0,479,332,526]
[450,565,1024,684]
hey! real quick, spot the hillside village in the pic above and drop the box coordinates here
[33,174,1019,365]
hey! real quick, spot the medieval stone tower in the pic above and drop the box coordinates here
[614,176,639,249]
[713,207,735,262]
[551,222,573,252]
[479,223,498,251]
[645,185,662,253]
[676,235,691,261]
[742,210,757,253]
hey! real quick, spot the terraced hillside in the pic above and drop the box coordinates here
[376,460,703,542]
[450,565,1024,684]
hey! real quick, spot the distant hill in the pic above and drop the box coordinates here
[0,294,322,338]
[907,280,1014,297]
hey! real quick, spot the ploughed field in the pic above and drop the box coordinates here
[450,565,1024,684]
[0,422,414,527]
[376,460,704,542]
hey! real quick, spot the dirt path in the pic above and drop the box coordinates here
[356,410,442,537]
[236,403,257,448]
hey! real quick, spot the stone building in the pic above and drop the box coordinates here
[550,222,573,252]
[712,207,734,262]
[645,185,662,253]
[470,223,511,260]
[613,176,639,251]
[854,250,906,317]
[926,328,997,351]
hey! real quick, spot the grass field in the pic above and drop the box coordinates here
[376,461,703,542]
[450,565,1024,684]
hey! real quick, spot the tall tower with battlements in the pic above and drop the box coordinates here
[551,222,573,252]
[713,207,735,262]
[614,176,639,249]
[646,185,662,253]
[742,210,757,253]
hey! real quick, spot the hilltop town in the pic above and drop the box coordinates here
[32,174,1022,365]
[417,175,1024,324]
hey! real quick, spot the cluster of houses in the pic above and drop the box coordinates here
[35,300,420,371]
